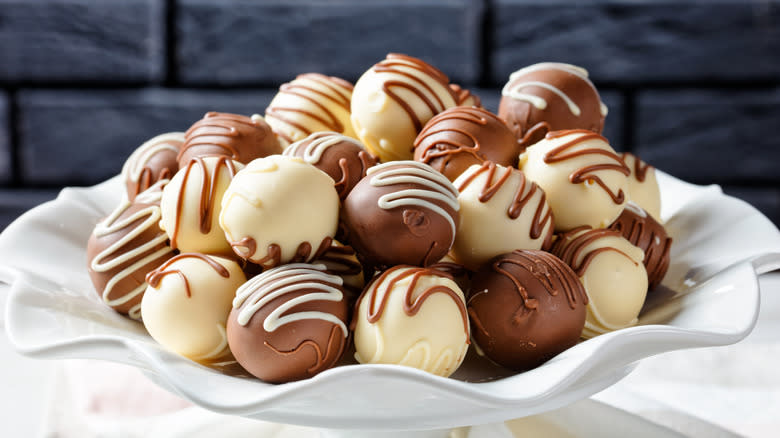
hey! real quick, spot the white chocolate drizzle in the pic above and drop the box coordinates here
[121,132,184,185]
[283,131,365,164]
[368,161,460,237]
[233,263,348,337]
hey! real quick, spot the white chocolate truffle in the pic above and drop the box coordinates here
[219,155,340,269]
[142,253,246,362]
[265,73,357,147]
[551,228,648,338]
[452,162,554,271]
[519,130,630,231]
[353,265,470,377]
[351,53,457,162]
[621,152,662,221]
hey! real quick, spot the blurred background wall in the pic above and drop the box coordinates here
[0,0,778,228]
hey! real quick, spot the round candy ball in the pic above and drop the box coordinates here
[341,161,460,268]
[160,156,244,255]
[227,263,349,383]
[353,265,470,377]
[499,62,607,151]
[177,112,281,168]
[122,132,184,201]
[608,203,672,290]
[142,253,246,362]
[468,250,588,371]
[283,131,378,200]
[351,53,457,162]
[519,130,629,232]
[413,106,519,182]
[621,152,662,221]
[219,155,340,269]
[265,73,357,147]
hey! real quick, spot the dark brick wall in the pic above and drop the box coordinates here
[1,0,778,229]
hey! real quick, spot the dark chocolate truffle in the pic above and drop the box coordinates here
[498,63,607,151]
[342,161,460,268]
[468,250,587,371]
[122,132,184,202]
[177,112,281,168]
[227,263,349,383]
[413,106,519,181]
[282,131,378,200]
[608,203,672,290]
[87,189,174,320]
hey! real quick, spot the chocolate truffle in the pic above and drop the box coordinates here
[351,53,457,162]
[498,63,607,150]
[282,131,378,200]
[142,253,247,362]
[219,155,339,269]
[177,112,281,168]
[451,162,554,271]
[352,265,469,377]
[227,263,349,383]
[551,227,648,338]
[449,83,482,108]
[413,106,519,182]
[519,130,629,231]
[122,132,184,201]
[341,161,460,268]
[159,156,244,255]
[265,73,357,147]
[311,240,366,303]
[622,152,662,221]
[468,250,588,371]
[87,190,174,320]
[608,203,672,290]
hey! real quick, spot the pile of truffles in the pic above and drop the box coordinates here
[86,54,672,383]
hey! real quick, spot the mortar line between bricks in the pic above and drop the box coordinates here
[164,0,177,86]
[478,0,494,87]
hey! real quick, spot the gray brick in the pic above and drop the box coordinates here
[0,0,165,83]
[0,189,59,231]
[722,186,780,226]
[0,92,10,184]
[635,89,780,185]
[17,88,277,185]
[491,0,780,84]
[176,0,483,85]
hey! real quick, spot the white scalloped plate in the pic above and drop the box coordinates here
[1,171,779,432]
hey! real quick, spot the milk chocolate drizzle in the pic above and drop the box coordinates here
[179,112,266,162]
[266,73,353,144]
[622,152,652,183]
[248,236,334,269]
[373,53,455,132]
[171,156,238,250]
[414,107,487,165]
[552,227,639,277]
[146,253,230,298]
[609,205,672,288]
[264,325,345,374]
[354,266,469,340]
[543,130,630,204]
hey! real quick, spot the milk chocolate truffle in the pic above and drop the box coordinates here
[519,130,629,231]
[452,162,554,271]
[122,132,184,201]
[608,203,672,290]
[341,161,460,268]
[351,53,457,162]
[177,112,281,168]
[621,152,662,221]
[352,265,470,377]
[160,156,244,255]
[142,253,246,362]
[282,131,378,200]
[551,227,648,338]
[265,73,357,147]
[413,106,519,181]
[468,250,588,371]
[449,83,482,108]
[227,263,349,383]
[311,240,365,302]
[499,63,607,150]
[219,155,340,269]
[87,189,174,320]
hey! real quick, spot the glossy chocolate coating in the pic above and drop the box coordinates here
[498,63,606,151]
[608,204,672,290]
[177,112,281,168]
[413,106,519,182]
[123,133,184,202]
[283,132,378,200]
[341,161,460,268]
[449,83,482,108]
[468,250,587,371]
[227,264,349,383]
